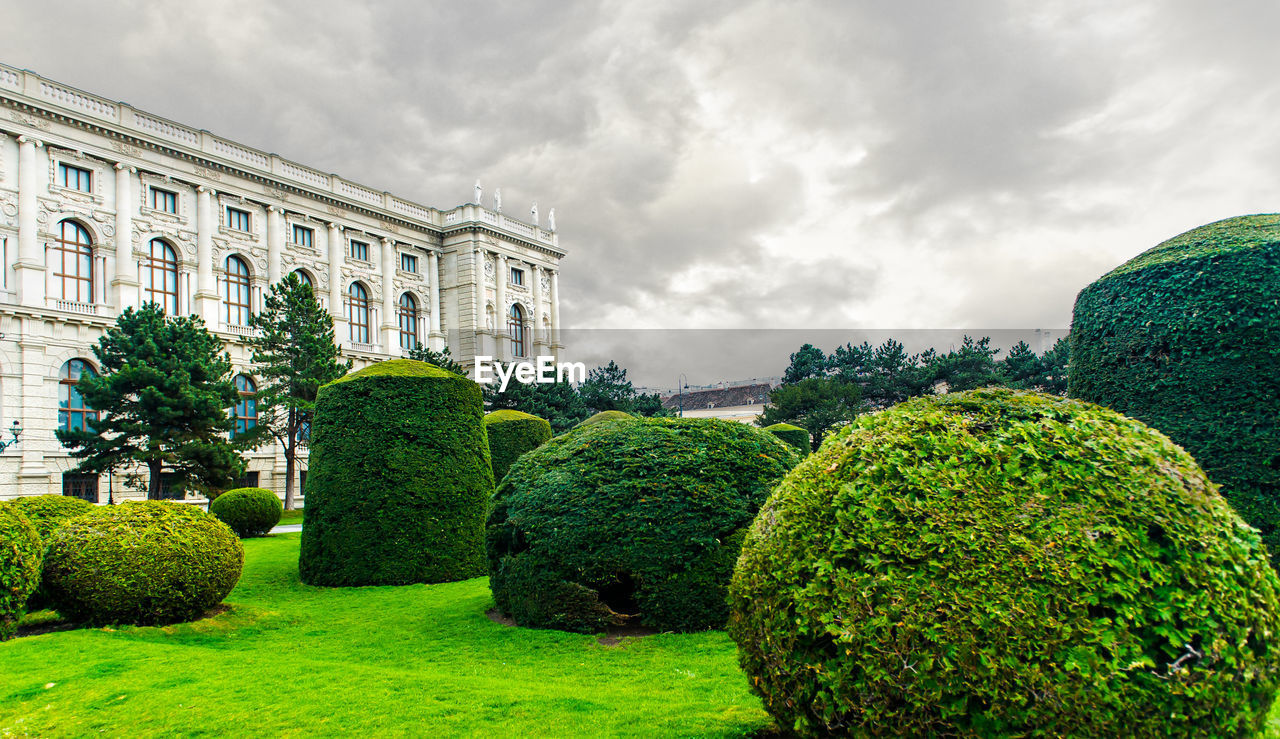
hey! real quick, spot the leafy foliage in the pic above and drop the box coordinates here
[407,343,468,377]
[484,410,552,483]
[56,304,247,499]
[575,410,634,428]
[729,388,1280,737]
[488,417,801,633]
[249,274,351,510]
[43,500,243,626]
[0,503,41,640]
[210,487,283,538]
[763,423,809,454]
[483,359,665,432]
[1070,214,1280,567]
[300,360,492,586]
[8,495,95,542]
[756,378,864,451]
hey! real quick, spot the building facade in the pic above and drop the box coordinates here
[0,63,565,503]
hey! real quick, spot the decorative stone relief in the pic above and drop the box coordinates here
[192,165,221,181]
[264,187,288,202]
[9,111,51,131]
[540,275,551,294]
[111,141,143,158]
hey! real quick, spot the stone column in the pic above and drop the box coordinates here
[327,222,346,344]
[427,250,443,350]
[550,269,561,351]
[495,253,508,361]
[16,136,45,307]
[266,206,283,285]
[380,237,396,355]
[111,164,138,311]
[195,186,218,323]
[472,247,486,358]
[532,265,545,352]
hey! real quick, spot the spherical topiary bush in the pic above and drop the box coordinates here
[488,417,801,633]
[484,410,552,483]
[300,359,493,586]
[0,504,41,640]
[729,388,1280,737]
[10,495,96,542]
[763,422,809,454]
[1070,214,1280,566]
[43,500,243,626]
[574,410,633,429]
[210,487,282,538]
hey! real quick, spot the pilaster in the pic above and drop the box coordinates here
[15,136,46,307]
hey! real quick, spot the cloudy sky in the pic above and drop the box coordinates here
[6,1,1278,382]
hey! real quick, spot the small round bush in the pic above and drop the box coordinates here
[488,417,801,633]
[0,503,41,640]
[9,495,96,542]
[210,487,282,537]
[763,422,809,454]
[301,359,493,586]
[574,410,633,428]
[43,500,244,626]
[729,388,1280,737]
[485,410,552,483]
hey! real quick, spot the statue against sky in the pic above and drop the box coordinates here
[494,188,502,213]
[474,180,482,204]
[548,208,556,232]
[530,201,539,226]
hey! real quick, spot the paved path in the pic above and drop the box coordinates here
[271,524,303,534]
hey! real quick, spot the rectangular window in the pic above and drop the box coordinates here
[150,187,177,214]
[158,473,186,500]
[401,253,418,273]
[350,240,369,261]
[227,207,251,232]
[62,473,99,503]
[511,268,524,286]
[232,471,260,489]
[59,163,92,192]
[293,225,313,247]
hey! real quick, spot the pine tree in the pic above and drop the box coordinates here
[56,304,247,499]
[248,274,351,510]
[406,343,468,376]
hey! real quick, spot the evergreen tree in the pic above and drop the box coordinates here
[999,340,1042,389]
[483,371,589,432]
[56,304,247,499]
[248,274,351,510]
[407,343,469,377]
[578,360,637,413]
[927,335,1002,392]
[756,377,865,451]
[782,343,828,384]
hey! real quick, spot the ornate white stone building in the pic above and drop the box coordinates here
[0,63,565,503]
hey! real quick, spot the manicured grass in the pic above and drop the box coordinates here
[278,508,304,524]
[0,535,772,736]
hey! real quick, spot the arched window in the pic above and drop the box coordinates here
[59,359,97,432]
[398,293,419,351]
[509,304,527,358]
[232,374,257,438]
[143,238,179,314]
[53,220,93,303]
[292,269,313,290]
[348,282,370,344]
[225,256,252,326]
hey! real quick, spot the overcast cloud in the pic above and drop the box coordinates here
[5,1,1279,382]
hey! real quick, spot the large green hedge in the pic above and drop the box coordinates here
[729,388,1280,737]
[43,500,243,626]
[484,410,552,483]
[10,495,97,610]
[488,417,801,633]
[0,503,41,640]
[1070,214,1280,565]
[574,410,633,428]
[763,422,809,454]
[300,359,493,586]
[210,487,282,538]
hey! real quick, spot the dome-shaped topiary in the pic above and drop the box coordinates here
[0,503,41,640]
[1070,214,1280,566]
[43,500,243,626]
[763,422,809,454]
[488,417,801,633]
[729,388,1280,737]
[300,359,493,586]
[9,495,96,542]
[210,487,282,537]
[574,410,634,428]
[484,410,552,483]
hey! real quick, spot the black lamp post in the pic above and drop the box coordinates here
[0,420,22,452]
[677,374,689,418]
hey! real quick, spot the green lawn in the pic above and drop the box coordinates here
[0,535,771,737]
[278,508,304,525]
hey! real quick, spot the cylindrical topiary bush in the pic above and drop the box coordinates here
[729,388,1280,737]
[210,487,283,538]
[488,417,801,633]
[763,422,809,454]
[10,494,98,611]
[43,500,243,626]
[0,503,42,640]
[484,410,552,483]
[300,359,493,586]
[1070,214,1280,566]
[574,410,633,429]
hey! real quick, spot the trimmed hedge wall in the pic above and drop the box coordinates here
[0,504,41,640]
[488,417,801,633]
[10,495,97,611]
[1069,214,1280,565]
[43,501,243,626]
[300,359,493,586]
[763,422,809,454]
[484,410,552,483]
[729,389,1280,737]
[210,487,283,537]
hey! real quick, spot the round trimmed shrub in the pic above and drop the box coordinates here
[300,359,493,586]
[488,417,801,633]
[0,503,41,640]
[1070,214,1280,566]
[9,495,96,542]
[210,487,282,537]
[574,410,633,428]
[43,500,243,626]
[484,410,552,483]
[729,388,1280,737]
[763,422,809,454]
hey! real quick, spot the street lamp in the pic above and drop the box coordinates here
[0,420,22,452]
[677,374,689,418]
